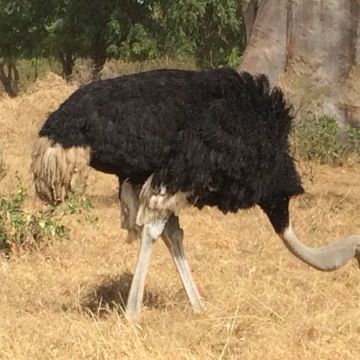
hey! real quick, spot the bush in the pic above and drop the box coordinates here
[292,116,360,165]
[55,186,98,225]
[0,185,69,252]
[0,181,98,254]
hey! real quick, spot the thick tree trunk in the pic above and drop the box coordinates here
[241,0,259,44]
[240,0,288,86]
[286,0,356,84]
[239,0,360,127]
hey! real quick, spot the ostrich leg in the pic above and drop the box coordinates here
[162,215,204,312]
[126,219,166,323]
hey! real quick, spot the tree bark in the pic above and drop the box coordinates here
[286,0,356,84]
[0,60,19,97]
[241,0,259,44]
[91,35,107,80]
[239,0,360,127]
[59,51,75,82]
[240,0,288,86]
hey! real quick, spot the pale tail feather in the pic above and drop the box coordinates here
[31,137,90,204]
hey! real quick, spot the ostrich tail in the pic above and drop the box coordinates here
[31,137,90,205]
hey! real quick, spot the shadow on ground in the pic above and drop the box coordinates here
[80,272,164,317]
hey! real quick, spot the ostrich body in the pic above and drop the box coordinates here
[31,68,360,323]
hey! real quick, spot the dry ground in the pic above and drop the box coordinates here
[0,74,360,360]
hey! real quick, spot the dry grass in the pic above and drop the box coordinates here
[1,74,360,360]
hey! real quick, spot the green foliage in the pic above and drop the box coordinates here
[158,0,245,68]
[0,175,97,253]
[42,0,164,77]
[56,187,98,225]
[0,184,69,252]
[347,126,360,155]
[0,0,246,87]
[115,23,160,61]
[292,116,360,165]
[0,0,54,95]
[0,1,42,59]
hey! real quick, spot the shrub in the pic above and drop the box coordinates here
[0,182,98,253]
[292,116,360,165]
[0,185,69,252]
[56,186,98,225]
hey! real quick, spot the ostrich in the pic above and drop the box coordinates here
[31,68,360,323]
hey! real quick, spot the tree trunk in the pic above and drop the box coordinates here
[0,60,19,97]
[239,0,360,127]
[241,0,259,44]
[92,36,107,80]
[59,51,74,82]
[286,0,356,84]
[240,0,288,86]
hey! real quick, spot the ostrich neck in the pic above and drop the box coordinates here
[280,225,360,271]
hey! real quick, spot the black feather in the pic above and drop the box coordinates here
[39,68,303,213]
